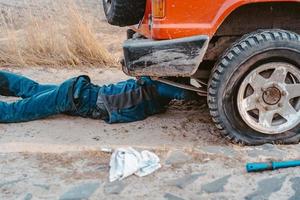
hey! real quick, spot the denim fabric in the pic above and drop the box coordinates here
[152,78,199,101]
[0,71,91,123]
[0,71,56,98]
[98,77,197,123]
[0,71,197,123]
[66,76,100,118]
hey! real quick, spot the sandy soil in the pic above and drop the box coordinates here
[0,1,299,200]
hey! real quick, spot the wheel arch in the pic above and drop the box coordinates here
[214,1,300,36]
[197,1,300,76]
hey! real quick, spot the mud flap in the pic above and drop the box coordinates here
[122,35,209,77]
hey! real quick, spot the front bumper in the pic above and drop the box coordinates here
[122,35,209,77]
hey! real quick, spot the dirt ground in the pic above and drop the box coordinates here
[0,1,300,200]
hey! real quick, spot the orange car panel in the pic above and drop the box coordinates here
[135,0,300,40]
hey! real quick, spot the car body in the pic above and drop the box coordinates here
[104,0,300,144]
[123,0,300,78]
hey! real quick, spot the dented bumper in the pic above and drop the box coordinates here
[122,35,209,77]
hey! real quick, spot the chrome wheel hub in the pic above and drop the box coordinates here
[262,86,281,105]
[237,62,300,134]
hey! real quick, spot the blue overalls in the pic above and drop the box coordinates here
[0,71,197,123]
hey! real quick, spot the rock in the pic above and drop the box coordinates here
[201,175,231,193]
[261,144,277,150]
[289,177,300,200]
[200,146,237,157]
[0,178,25,188]
[96,164,108,171]
[59,181,100,200]
[165,150,192,165]
[293,144,300,151]
[104,181,126,195]
[33,183,50,190]
[23,193,33,200]
[164,193,185,200]
[245,176,286,200]
[247,144,286,159]
[170,173,205,189]
[210,196,229,200]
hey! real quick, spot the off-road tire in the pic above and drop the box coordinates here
[208,29,300,145]
[102,0,146,27]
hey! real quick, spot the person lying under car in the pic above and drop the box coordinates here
[0,71,198,123]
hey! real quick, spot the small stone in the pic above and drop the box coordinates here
[245,176,286,200]
[170,173,205,189]
[261,144,277,150]
[247,144,286,159]
[200,146,237,157]
[289,177,300,200]
[23,193,33,200]
[104,181,126,195]
[96,164,108,170]
[165,150,192,165]
[210,196,230,200]
[0,178,25,188]
[92,136,100,141]
[59,181,100,200]
[201,175,231,193]
[164,193,185,200]
[294,144,300,150]
[33,183,50,190]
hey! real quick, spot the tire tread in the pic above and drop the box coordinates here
[103,0,146,27]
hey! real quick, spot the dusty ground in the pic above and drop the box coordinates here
[0,1,300,200]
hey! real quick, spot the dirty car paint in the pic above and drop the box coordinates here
[122,35,209,77]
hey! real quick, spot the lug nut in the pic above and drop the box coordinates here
[278,103,283,107]
[282,91,287,96]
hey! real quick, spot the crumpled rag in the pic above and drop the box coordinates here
[109,147,161,182]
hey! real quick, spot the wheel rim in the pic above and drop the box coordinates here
[237,62,300,134]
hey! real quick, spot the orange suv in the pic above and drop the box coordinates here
[103,0,300,145]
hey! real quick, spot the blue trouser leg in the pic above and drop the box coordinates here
[0,70,56,98]
[151,80,198,101]
[0,77,78,123]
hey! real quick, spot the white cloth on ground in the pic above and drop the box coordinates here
[109,147,161,182]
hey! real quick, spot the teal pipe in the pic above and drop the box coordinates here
[246,160,300,172]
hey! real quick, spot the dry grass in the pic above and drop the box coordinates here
[0,0,116,67]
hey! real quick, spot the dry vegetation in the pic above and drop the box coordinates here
[0,0,116,67]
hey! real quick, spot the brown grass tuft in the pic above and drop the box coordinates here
[0,0,116,67]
